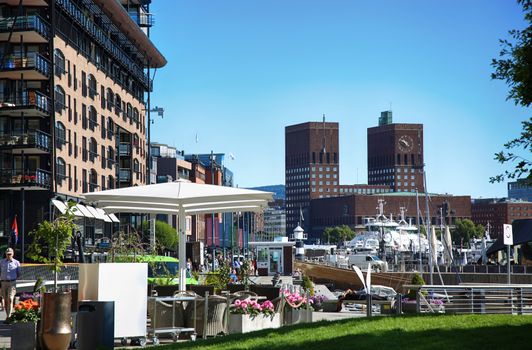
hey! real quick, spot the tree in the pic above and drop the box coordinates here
[491,0,532,183]
[142,220,178,252]
[451,219,484,245]
[322,225,355,245]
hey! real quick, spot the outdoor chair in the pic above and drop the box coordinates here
[185,294,227,338]
[231,291,259,302]
[147,297,185,329]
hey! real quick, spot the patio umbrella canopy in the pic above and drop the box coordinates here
[83,180,273,290]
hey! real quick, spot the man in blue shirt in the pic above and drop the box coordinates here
[1,248,21,318]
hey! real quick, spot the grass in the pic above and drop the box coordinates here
[150,314,532,350]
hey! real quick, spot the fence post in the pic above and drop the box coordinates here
[366,293,373,317]
[518,288,523,315]
[395,293,402,315]
[470,288,474,314]
[415,289,420,314]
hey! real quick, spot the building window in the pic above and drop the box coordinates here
[89,137,98,162]
[89,169,98,192]
[81,71,87,97]
[54,49,65,76]
[88,74,97,99]
[56,157,66,184]
[115,94,122,115]
[89,106,98,131]
[106,88,114,111]
[107,146,115,169]
[55,85,66,113]
[107,117,114,140]
[55,122,66,148]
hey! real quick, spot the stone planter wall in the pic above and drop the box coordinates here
[283,308,313,325]
[227,313,280,334]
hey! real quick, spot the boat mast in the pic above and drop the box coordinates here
[416,189,422,273]
[423,168,434,285]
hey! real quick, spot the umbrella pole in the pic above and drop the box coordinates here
[178,206,187,292]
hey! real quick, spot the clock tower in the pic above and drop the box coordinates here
[367,111,424,192]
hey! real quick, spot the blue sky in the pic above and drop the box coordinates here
[148,0,528,198]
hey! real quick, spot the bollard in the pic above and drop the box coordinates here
[366,293,372,317]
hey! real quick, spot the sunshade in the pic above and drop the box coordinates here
[83,180,273,290]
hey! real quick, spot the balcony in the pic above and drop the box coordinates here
[119,143,131,156]
[0,15,50,43]
[0,129,51,154]
[0,90,51,117]
[0,1,47,6]
[0,52,51,80]
[0,168,51,190]
[118,168,131,182]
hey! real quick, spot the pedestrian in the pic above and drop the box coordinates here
[1,248,21,318]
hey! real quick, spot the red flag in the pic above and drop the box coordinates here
[11,216,18,245]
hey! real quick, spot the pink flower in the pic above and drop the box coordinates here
[234,300,241,306]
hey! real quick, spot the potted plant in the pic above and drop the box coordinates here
[27,205,77,350]
[281,290,313,325]
[227,299,279,334]
[7,298,40,350]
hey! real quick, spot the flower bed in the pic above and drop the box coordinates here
[228,299,280,334]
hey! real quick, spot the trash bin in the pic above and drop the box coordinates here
[77,301,115,350]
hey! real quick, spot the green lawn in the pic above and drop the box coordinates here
[152,314,532,350]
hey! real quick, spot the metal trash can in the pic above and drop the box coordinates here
[77,301,115,350]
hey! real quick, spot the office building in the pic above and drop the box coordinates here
[285,119,339,234]
[508,179,532,201]
[471,198,532,238]
[367,111,424,192]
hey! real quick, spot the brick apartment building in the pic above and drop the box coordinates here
[0,1,165,243]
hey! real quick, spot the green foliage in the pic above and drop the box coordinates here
[5,307,39,324]
[141,220,178,251]
[302,275,314,296]
[109,230,146,262]
[238,259,251,289]
[491,0,532,183]
[204,260,231,293]
[407,273,426,299]
[451,219,485,245]
[323,225,355,245]
[27,204,77,273]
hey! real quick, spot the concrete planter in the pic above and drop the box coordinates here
[283,308,313,325]
[228,313,280,334]
[11,321,37,350]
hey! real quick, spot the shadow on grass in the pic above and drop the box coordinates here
[155,315,531,350]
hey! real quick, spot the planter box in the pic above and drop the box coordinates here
[11,322,37,350]
[321,300,340,312]
[228,313,280,334]
[283,308,313,325]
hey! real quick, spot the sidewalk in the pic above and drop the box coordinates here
[0,312,10,349]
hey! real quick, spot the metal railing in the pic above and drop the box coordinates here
[0,14,50,39]
[0,129,51,151]
[119,143,131,156]
[0,90,51,113]
[1,52,51,77]
[0,168,51,188]
[404,284,532,315]
[119,168,131,181]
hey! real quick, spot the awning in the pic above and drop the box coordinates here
[51,199,68,214]
[74,204,94,218]
[95,208,113,223]
[108,213,120,223]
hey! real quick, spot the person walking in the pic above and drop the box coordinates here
[1,248,21,318]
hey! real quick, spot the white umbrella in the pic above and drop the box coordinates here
[83,180,273,290]
[444,226,453,265]
[430,226,438,264]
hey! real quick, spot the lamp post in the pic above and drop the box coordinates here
[210,151,216,271]
[146,106,164,184]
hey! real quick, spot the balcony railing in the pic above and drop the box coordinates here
[0,129,51,151]
[0,15,50,40]
[0,90,51,114]
[118,168,131,181]
[0,168,51,188]
[1,52,51,77]
[119,143,131,156]
[55,0,150,87]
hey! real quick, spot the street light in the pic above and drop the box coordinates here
[146,106,164,184]
[210,151,216,271]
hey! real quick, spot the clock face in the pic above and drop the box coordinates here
[398,135,414,152]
